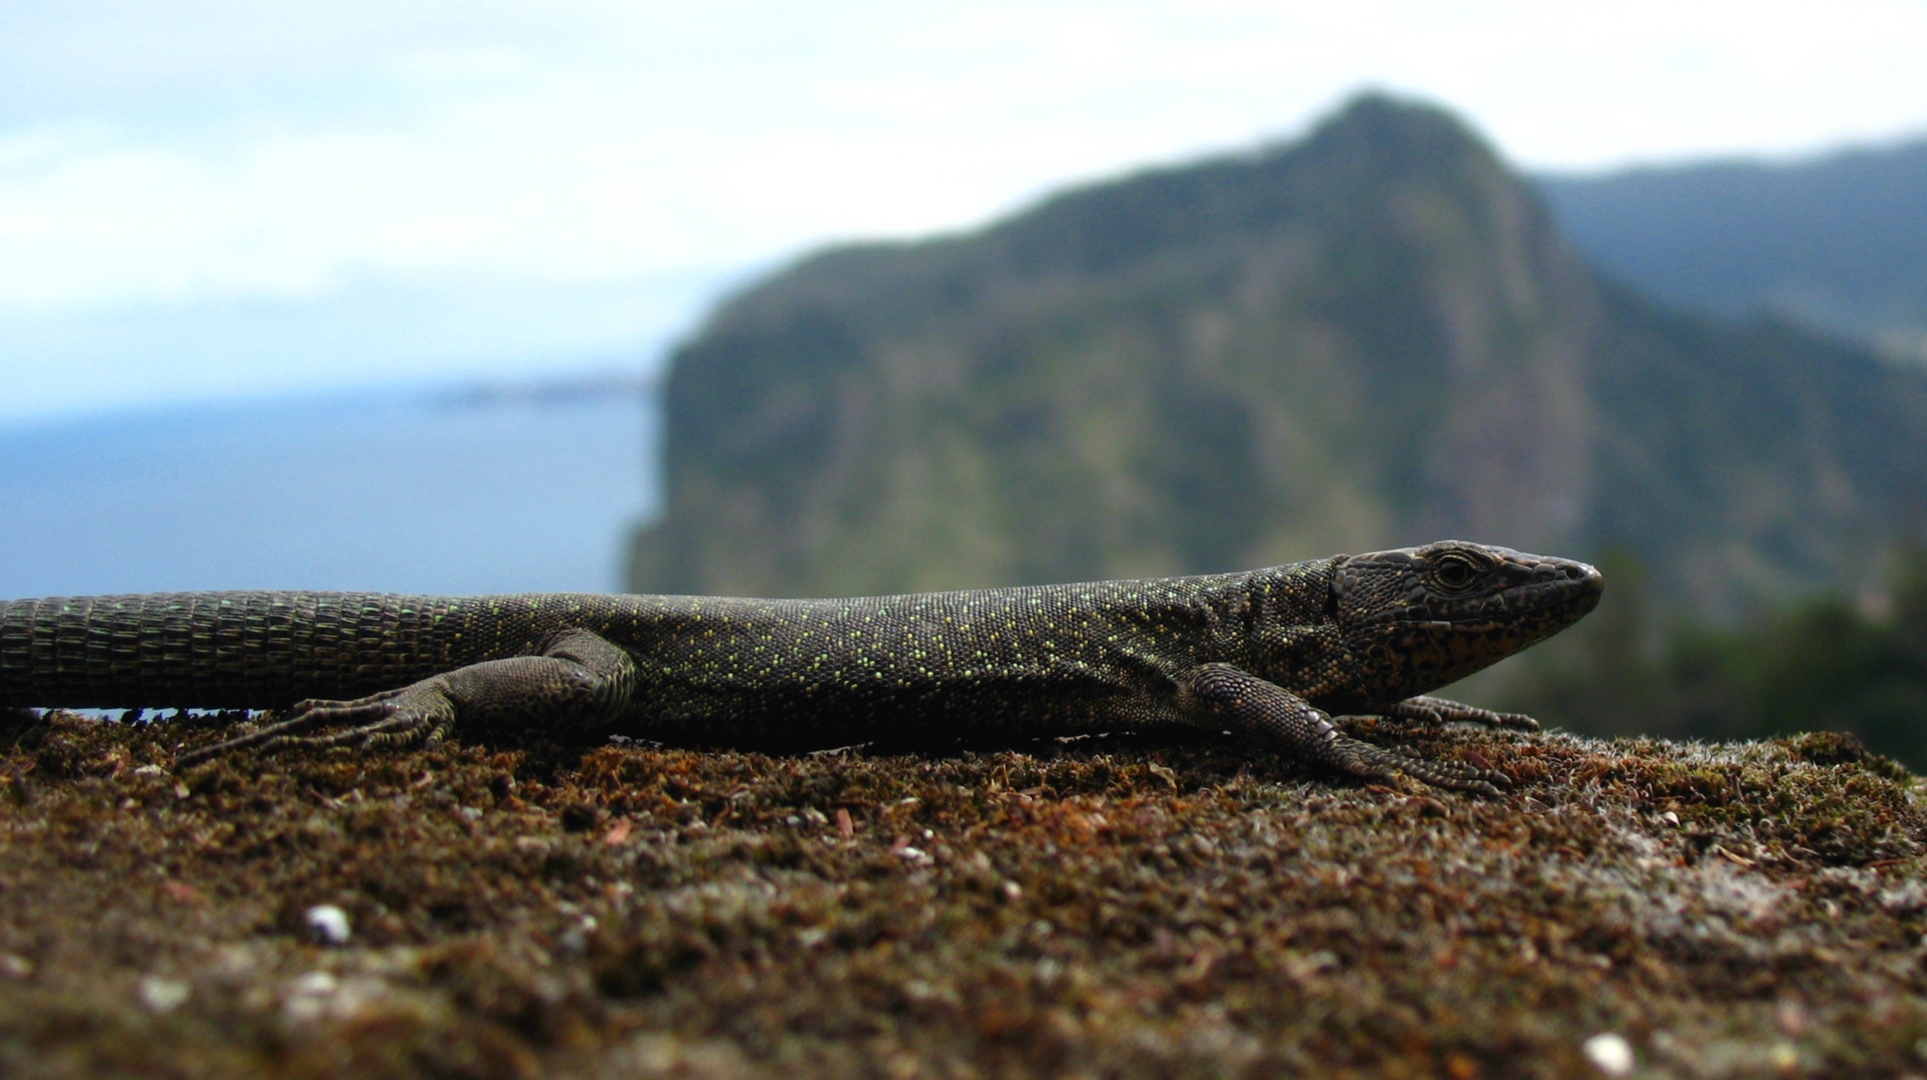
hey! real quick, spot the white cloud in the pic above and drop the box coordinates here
[1,0,1925,417]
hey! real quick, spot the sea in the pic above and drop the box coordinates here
[0,379,657,600]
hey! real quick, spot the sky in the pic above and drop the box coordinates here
[4,0,1926,426]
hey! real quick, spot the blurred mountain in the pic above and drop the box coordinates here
[1538,138,1927,364]
[628,94,1927,616]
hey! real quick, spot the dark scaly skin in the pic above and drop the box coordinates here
[0,541,1602,795]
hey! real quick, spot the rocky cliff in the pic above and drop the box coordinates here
[630,95,1927,615]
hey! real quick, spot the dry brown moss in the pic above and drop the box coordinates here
[2,710,1925,1078]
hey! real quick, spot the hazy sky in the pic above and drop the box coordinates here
[4,0,1925,424]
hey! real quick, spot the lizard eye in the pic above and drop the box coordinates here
[1432,555,1479,591]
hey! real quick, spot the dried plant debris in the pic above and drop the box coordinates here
[3,710,1927,1078]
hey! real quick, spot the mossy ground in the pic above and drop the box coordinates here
[2,711,1925,1079]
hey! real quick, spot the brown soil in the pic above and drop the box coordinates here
[2,711,1924,1079]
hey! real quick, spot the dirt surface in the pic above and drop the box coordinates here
[2,710,1925,1079]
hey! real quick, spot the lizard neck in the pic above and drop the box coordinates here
[1205,560,1358,702]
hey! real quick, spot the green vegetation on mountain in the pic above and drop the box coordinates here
[628,94,1927,624]
[1539,138,1927,362]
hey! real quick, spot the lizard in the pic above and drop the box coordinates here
[0,540,1601,795]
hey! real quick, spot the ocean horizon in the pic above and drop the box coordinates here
[0,379,657,599]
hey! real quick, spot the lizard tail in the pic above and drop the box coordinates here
[0,592,466,709]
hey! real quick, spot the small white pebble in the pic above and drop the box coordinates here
[138,974,191,1014]
[303,904,352,947]
[0,954,32,978]
[458,805,483,822]
[1583,1033,1635,1076]
[558,914,599,955]
[133,764,165,777]
[290,970,338,997]
[1660,810,1681,827]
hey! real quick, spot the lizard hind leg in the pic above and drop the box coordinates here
[173,630,638,768]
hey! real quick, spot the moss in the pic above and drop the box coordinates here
[3,711,1927,1077]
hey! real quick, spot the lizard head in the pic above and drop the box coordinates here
[1329,540,1603,702]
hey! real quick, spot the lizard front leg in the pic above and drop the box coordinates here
[176,629,639,766]
[1176,663,1511,796]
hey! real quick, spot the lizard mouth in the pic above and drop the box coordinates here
[1374,570,1604,631]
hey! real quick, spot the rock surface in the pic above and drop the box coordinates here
[2,710,1924,1078]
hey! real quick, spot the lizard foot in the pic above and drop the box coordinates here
[1178,664,1518,797]
[1327,733,1511,797]
[1383,695,1540,732]
[176,682,455,767]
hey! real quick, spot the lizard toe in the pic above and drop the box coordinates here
[1493,712,1541,731]
[177,684,453,765]
[176,706,335,767]
[269,710,430,753]
[1329,736,1511,797]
